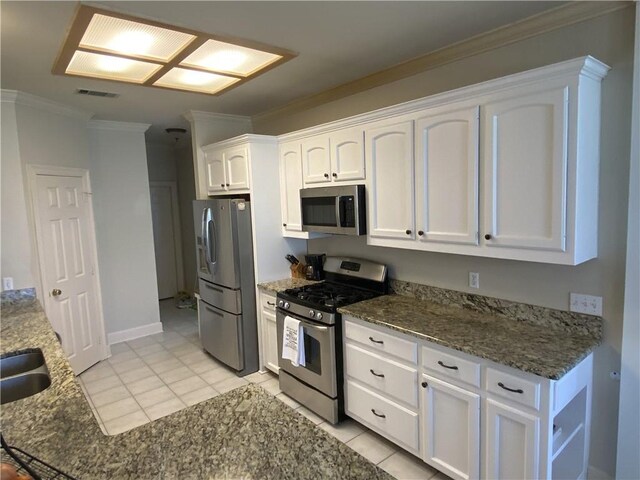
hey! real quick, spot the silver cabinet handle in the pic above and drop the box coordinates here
[368,336,384,345]
[370,369,385,378]
[437,360,459,370]
[371,409,386,419]
[498,382,524,394]
[267,301,276,306]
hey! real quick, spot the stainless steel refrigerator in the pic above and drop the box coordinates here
[193,198,258,376]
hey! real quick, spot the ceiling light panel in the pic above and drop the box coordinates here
[154,67,240,94]
[180,40,282,76]
[66,51,162,83]
[79,14,196,61]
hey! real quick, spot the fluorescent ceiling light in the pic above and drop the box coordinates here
[181,40,282,77]
[53,6,296,95]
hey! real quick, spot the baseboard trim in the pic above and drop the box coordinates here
[107,322,163,345]
[588,465,613,480]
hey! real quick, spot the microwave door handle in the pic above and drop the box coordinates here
[336,196,343,228]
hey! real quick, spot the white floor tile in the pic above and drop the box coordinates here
[103,409,149,435]
[126,336,157,349]
[134,342,166,357]
[158,366,194,384]
[171,342,201,358]
[109,342,131,354]
[178,350,210,364]
[145,397,185,421]
[119,365,154,384]
[199,366,235,385]
[149,358,184,375]
[134,385,178,409]
[141,350,176,366]
[187,356,224,375]
[152,331,183,344]
[275,392,301,409]
[179,385,220,406]
[83,374,123,396]
[213,376,248,394]
[90,384,131,408]
[111,357,146,374]
[378,451,438,480]
[169,375,208,396]
[96,397,141,422]
[297,407,325,425]
[319,419,365,443]
[126,375,165,396]
[260,378,281,396]
[346,430,398,465]
[80,362,115,383]
[107,350,138,365]
[245,371,275,384]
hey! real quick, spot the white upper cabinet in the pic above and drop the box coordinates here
[279,141,304,233]
[365,118,415,241]
[203,145,249,194]
[301,130,365,186]
[301,136,331,185]
[482,87,568,252]
[415,106,479,246]
[330,128,365,182]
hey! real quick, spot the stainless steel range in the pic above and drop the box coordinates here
[276,256,388,424]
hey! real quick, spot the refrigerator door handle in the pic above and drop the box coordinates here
[208,210,218,268]
[202,208,210,266]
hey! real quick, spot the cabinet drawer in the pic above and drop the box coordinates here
[344,320,417,364]
[346,380,419,453]
[199,279,241,315]
[345,343,418,407]
[260,291,277,312]
[486,367,541,410]
[422,345,480,388]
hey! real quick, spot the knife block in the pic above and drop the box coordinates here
[290,263,306,279]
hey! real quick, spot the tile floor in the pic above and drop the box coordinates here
[78,299,449,479]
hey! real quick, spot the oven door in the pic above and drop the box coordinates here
[276,309,337,398]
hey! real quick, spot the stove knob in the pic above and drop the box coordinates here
[309,310,315,318]
[284,302,290,310]
[316,312,323,320]
[278,300,284,308]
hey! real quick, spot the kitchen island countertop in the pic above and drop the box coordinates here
[0,290,391,480]
[338,294,601,380]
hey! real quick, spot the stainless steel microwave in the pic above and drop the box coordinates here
[300,185,366,235]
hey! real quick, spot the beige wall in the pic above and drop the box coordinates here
[253,7,635,477]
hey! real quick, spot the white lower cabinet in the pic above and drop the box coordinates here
[421,374,480,480]
[343,315,593,480]
[485,398,540,480]
[259,291,279,374]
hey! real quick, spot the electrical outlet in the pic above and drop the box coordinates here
[469,272,480,289]
[569,293,603,316]
[2,277,14,291]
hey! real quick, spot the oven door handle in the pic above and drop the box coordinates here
[301,323,328,332]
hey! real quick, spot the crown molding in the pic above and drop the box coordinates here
[87,119,151,133]
[183,110,252,125]
[0,89,92,121]
[201,133,277,150]
[253,1,630,127]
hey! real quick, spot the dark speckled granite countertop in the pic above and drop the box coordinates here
[338,294,600,380]
[0,290,391,479]
[257,278,320,294]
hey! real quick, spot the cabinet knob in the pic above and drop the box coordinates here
[421,381,428,388]
[282,223,287,227]
[332,173,337,178]
[220,183,225,187]
[406,229,412,235]
[225,183,230,187]
[484,234,492,240]
[418,230,424,236]
[324,173,329,178]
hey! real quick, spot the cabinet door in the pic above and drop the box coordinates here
[225,146,250,191]
[279,142,303,232]
[415,107,479,245]
[205,149,226,193]
[365,119,415,240]
[422,374,480,480]
[301,136,331,185]
[485,398,540,480]
[330,129,365,182]
[482,87,568,251]
[262,307,279,374]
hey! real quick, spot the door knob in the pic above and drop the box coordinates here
[51,289,62,297]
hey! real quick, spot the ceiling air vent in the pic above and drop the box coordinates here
[75,88,119,98]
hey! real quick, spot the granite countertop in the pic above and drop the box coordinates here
[338,294,600,380]
[0,290,391,480]
[257,278,320,294]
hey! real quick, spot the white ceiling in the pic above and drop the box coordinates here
[1,1,563,143]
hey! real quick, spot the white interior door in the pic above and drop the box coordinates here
[32,170,105,374]
[150,183,182,300]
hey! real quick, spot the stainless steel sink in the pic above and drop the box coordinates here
[0,348,51,404]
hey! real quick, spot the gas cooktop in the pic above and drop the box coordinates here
[279,282,382,312]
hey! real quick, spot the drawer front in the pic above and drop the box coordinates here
[346,380,419,453]
[199,279,242,315]
[260,291,277,312]
[344,319,418,364]
[486,367,541,410]
[422,345,481,388]
[345,343,418,407]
